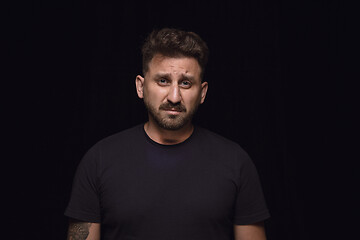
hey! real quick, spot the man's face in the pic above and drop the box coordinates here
[136,54,208,130]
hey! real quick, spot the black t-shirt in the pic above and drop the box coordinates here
[65,124,270,240]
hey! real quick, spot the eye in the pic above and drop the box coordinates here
[180,80,192,88]
[157,78,169,86]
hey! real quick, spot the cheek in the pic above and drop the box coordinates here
[145,86,167,102]
[183,91,202,106]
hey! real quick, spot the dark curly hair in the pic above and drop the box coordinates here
[141,28,209,79]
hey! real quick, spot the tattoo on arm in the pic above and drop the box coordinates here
[67,221,92,240]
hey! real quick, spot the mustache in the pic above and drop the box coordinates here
[159,102,186,112]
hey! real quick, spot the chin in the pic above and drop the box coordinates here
[158,117,190,131]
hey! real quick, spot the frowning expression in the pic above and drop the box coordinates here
[136,54,208,130]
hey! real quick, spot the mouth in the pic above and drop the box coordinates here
[159,104,186,114]
[164,109,182,115]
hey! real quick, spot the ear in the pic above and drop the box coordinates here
[135,75,145,99]
[200,81,208,104]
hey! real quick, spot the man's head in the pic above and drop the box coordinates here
[136,28,209,131]
[141,28,209,80]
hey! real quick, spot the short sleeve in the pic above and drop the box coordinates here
[64,144,101,223]
[233,151,270,225]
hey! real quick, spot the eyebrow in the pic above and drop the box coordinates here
[154,73,196,82]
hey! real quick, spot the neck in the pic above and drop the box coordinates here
[144,121,194,145]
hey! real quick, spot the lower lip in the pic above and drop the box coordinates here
[165,110,181,115]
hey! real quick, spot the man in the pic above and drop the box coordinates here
[65,28,270,240]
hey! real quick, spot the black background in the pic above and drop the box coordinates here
[5,0,357,239]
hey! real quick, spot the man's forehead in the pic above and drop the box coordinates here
[150,54,197,64]
[147,54,201,77]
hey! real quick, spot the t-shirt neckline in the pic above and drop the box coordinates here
[141,124,197,148]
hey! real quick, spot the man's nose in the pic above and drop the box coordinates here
[167,84,182,104]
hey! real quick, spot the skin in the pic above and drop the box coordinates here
[234,222,267,240]
[136,54,208,145]
[66,220,266,240]
[67,219,100,240]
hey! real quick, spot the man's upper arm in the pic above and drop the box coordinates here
[67,218,101,240]
[234,221,266,240]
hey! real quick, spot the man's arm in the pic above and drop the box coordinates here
[234,221,266,240]
[67,218,101,240]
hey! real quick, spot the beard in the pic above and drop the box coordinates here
[144,99,200,131]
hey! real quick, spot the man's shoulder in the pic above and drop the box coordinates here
[195,126,245,153]
[194,126,252,166]
[94,124,144,149]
